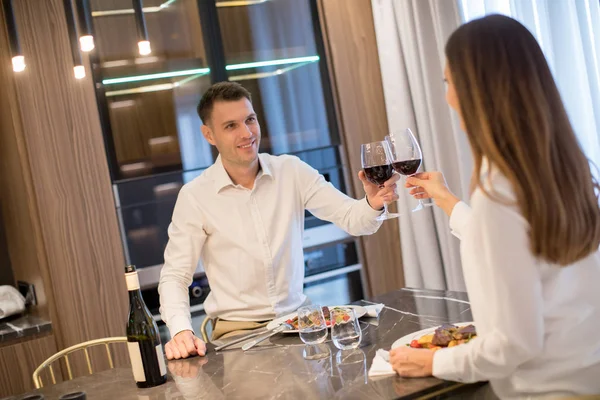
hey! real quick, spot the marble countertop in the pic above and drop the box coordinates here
[0,314,52,345]
[19,288,481,399]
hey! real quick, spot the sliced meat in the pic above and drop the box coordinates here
[453,324,477,340]
[432,324,457,346]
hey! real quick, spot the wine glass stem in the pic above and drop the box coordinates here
[379,184,389,216]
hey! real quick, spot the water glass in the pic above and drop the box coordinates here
[330,307,362,350]
[298,305,328,345]
[336,349,367,385]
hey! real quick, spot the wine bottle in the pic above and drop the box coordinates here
[125,265,167,388]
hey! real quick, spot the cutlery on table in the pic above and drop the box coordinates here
[241,323,293,351]
[213,328,269,351]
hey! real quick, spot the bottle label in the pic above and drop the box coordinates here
[156,344,167,376]
[127,342,167,383]
[127,341,146,382]
[125,272,140,291]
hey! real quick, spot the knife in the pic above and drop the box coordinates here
[241,323,292,351]
[213,327,269,351]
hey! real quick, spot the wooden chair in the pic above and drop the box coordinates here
[32,337,127,388]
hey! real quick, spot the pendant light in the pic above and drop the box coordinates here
[2,0,25,72]
[64,0,85,79]
[75,0,94,52]
[132,0,151,55]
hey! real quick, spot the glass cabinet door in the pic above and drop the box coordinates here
[216,0,338,155]
[91,0,214,180]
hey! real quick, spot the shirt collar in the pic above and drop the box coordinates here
[212,153,272,193]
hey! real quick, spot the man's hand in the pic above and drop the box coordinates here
[359,170,400,211]
[165,330,206,360]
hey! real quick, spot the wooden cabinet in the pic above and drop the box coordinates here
[0,335,58,397]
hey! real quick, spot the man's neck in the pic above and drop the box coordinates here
[222,157,260,190]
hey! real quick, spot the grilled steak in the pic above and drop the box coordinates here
[453,324,476,340]
[432,324,457,346]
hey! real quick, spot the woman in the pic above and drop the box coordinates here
[390,14,600,398]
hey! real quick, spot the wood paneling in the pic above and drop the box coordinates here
[319,0,405,295]
[0,0,130,387]
[12,0,129,360]
[0,334,58,397]
[0,0,54,320]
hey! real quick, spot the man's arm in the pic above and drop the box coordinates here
[158,187,207,358]
[294,157,395,236]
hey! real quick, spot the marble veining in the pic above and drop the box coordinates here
[0,314,52,344]
[18,289,479,399]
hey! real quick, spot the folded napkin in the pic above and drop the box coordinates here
[363,303,384,318]
[0,285,26,319]
[368,349,396,379]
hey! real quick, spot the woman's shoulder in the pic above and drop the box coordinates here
[471,170,524,223]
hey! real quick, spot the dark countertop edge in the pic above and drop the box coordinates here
[0,317,53,347]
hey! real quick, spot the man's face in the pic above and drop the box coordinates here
[201,98,261,168]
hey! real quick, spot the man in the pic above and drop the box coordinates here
[159,82,398,359]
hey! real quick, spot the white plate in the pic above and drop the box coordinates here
[391,321,475,349]
[267,305,368,333]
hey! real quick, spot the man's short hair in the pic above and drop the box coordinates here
[197,82,252,125]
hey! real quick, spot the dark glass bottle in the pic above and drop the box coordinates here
[125,265,167,388]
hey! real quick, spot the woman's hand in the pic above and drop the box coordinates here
[405,172,460,217]
[389,347,434,378]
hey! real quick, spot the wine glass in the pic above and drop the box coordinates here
[360,141,400,221]
[386,129,434,212]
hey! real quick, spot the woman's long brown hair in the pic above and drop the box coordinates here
[446,14,600,266]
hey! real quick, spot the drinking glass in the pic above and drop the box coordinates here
[386,128,434,212]
[336,349,367,385]
[330,307,362,350]
[361,141,400,220]
[298,305,328,345]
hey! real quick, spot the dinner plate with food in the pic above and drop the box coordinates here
[267,305,368,333]
[391,322,477,351]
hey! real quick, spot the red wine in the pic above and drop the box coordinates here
[125,265,167,388]
[364,164,393,187]
[392,159,421,176]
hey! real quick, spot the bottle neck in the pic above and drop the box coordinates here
[126,271,144,303]
[125,271,141,291]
